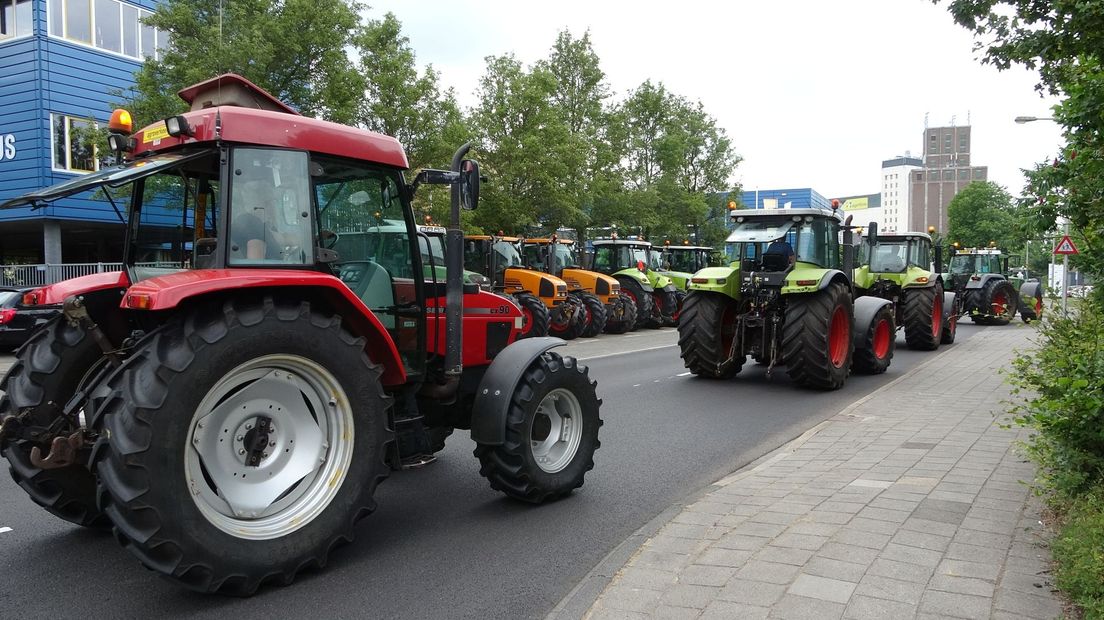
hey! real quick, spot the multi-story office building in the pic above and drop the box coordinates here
[880,155,921,233]
[738,188,831,211]
[0,0,165,265]
[908,125,988,234]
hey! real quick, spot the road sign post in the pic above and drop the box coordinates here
[1053,233,1080,314]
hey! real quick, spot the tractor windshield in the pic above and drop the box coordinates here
[419,234,444,264]
[553,243,575,269]
[726,217,838,269]
[648,249,664,271]
[869,242,908,273]
[666,249,698,273]
[628,246,649,269]
[949,254,979,274]
[494,240,524,268]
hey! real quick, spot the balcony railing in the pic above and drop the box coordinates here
[0,263,177,288]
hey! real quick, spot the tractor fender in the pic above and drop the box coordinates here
[816,270,848,291]
[471,336,565,445]
[942,291,958,321]
[120,268,408,386]
[964,273,1004,290]
[615,272,654,293]
[853,295,894,350]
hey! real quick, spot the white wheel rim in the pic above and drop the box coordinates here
[530,388,584,474]
[185,354,354,540]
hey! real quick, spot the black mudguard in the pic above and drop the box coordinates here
[853,295,894,351]
[1018,280,1043,311]
[942,291,958,321]
[470,336,565,445]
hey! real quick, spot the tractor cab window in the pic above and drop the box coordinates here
[667,250,697,273]
[950,254,977,274]
[648,249,665,271]
[522,243,545,270]
[592,246,615,272]
[312,155,421,374]
[493,240,523,270]
[870,242,908,273]
[228,149,313,266]
[910,239,931,269]
[552,244,575,270]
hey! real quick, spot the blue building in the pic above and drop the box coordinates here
[0,0,165,265]
[737,188,831,211]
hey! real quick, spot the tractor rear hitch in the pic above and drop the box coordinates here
[62,296,121,366]
[28,430,87,470]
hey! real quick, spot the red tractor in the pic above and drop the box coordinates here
[0,75,602,594]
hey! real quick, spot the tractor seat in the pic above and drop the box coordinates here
[760,253,790,272]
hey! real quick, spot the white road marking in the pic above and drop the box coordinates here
[632,384,641,387]
[0,527,12,534]
[676,372,691,377]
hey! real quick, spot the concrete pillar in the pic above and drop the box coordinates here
[43,220,62,264]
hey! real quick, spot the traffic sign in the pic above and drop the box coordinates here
[1054,235,1080,255]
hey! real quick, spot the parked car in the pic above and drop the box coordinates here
[0,288,60,352]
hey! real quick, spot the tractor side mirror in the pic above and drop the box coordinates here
[460,160,480,210]
[408,168,459,197]
[865,221,878,247]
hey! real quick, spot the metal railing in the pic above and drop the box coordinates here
[0,262,178,288]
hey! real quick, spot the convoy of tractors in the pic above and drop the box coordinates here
[0,74,1049,595]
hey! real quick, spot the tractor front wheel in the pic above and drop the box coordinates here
[603,294,638,334]
[618,280,653,331]
[852,304,895,375]
[576,292,608,338]
[677,291,743,379]
[782,282,853,390]
[93,297,391,595]
[903,284,943,351]
[549,299,585,341]
[474,352,601,503]
[1,316,109,528]
[513,292,550,339]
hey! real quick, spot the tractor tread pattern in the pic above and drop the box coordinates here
[603,294,637,334]
[781,282,853,390]
[903,284,942,351]
[514,292,550,339]
[576,292,608,338]
[677,292,742,379]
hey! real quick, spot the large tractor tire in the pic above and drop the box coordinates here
[782,282,853,390]
[979,279,1018,326]
[549,299,585,341]
[474,352,601,503]
[940,292,959,345]
[677,292,743,379]
[603,295,637,334]
[92,297,391,595]
[852,304,895,375]
[513,292,550,339]
[1019,282,1044,323]
[902,284,943,351]
[575,292,608,338]
[1,317,109,528]
[619,279,655,330]
[659,290,682,327]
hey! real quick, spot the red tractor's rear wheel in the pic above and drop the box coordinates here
[93,297,391,595]
[782,282,853,390]
[1,317,109,528]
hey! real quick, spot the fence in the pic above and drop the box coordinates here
[0,263,177,288]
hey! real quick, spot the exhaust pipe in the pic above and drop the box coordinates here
[444,143,470,379]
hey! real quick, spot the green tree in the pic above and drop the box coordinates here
[123,0,365,127]
[942,0,1104,286]
[946,181,1020,249]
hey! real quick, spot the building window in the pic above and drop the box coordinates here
[49,0,166,60]
[52,114,99,173]
[973,169,984,180]
[0,0,33,39]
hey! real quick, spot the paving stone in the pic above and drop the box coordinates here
[943,541,1008,564]
[802,556,869,583]
[919,590,992,619]
[659,584,722,610]
[993,588,1063,619]
[617,566,679,589]
[928,574,995,597]
[735,560,801,585]
[817,501,868,514]
[890,528,951,552]
[807,510,855,524]
[854,574,926,605]
[648,535,708,555]
[717,578,787,606]
[936,558,1002,581]
[997,567,1054,593]
[699,601,770,619]
[662,522,713,540]
[749,511,803,526]
[734,521,790,538]
[679,564,737,587]
[855,506,912,524]
[952,529,1012,550]
[784,521,841,537]
[844,517,899,536]
[634,549,693,571]
[598,585,664,613]
[878,542,943,568]
[689,500,743,516]
[714,532,771,551]
[770,533,829,551]
[588,608,649,620]
[842,594,917,620]
[868,497,920,512]
[866,558,934,584]
[768,593,846,619]
[787,573,856,604]
[900,517,959,537]
[816,542,881,565]
[696,548,754,568]
[831,528,890,550]
[652,604,702,620]
[754,545,816,566]
[674,511,721,527]
[959,516,1017,535]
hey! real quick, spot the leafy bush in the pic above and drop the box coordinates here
[1011,299,1104,498]
[1050,485,1104,619]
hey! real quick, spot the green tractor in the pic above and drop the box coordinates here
[654,242,714,310]
[853,229,958,349]
[943,247,1044,324]
[677,206,895,389]
[590,237,681,328]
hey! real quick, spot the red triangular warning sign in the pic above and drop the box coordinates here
[1054,235,1079,255]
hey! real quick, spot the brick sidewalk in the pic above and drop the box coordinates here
[581,325,1060,620]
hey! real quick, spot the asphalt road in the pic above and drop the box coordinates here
[0,324,983,619]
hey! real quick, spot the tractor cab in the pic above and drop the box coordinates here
[590,238,680,327]
[656,243,713,292]
[723,209,843,288]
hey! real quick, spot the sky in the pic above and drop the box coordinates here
[365,0,1063,199]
